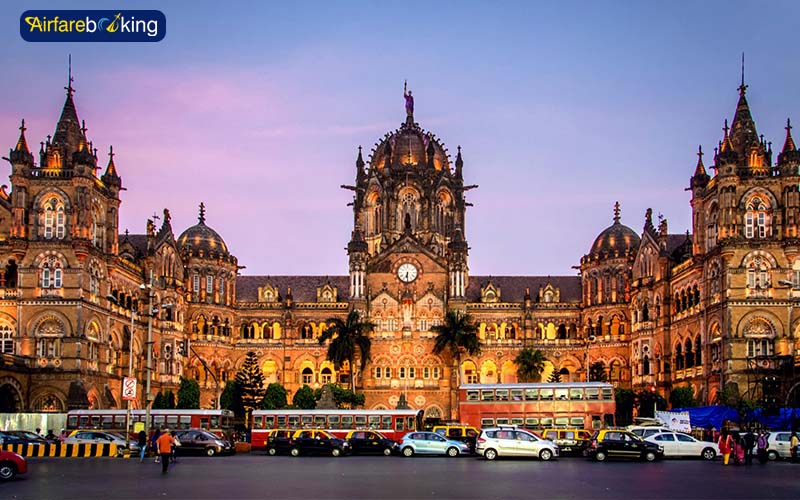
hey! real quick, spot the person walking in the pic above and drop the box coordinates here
[138,430,148,463]
[151,428,162,463]
[756,431,768,465]
[733,432,745,465]
[170,431,180,464]
[791,432,799,464]
[156,428,174,474]
[743,430,755,465]
[718,430,733,465]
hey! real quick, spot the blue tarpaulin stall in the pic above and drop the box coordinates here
[665,406,800,430]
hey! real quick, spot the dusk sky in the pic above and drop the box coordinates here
[2,1,799,277]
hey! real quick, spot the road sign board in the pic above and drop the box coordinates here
[122,377,137,401]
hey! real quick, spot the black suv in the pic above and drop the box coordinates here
[585,430,664,462]
[345,430,398,456]
[289,430,349,457]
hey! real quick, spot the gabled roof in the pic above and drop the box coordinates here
[236,275,350,303]
[466,275,581,303]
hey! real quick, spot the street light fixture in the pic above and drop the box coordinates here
[140,270,155,437]
[585,333,596,382]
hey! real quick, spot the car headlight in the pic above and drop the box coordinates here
[214,440,226,447]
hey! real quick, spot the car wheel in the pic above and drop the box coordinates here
[402,447,414,457]
[540,449,553,461]
[0,462,16,481]
[644,451,657,462]
[767,450,778,461]
[383,447,393,456]
[290,448,301,457]
[446,447,459,458]
[205,447,216,457]
[701,448,716,460]
[267,448,277,456]
[331,448,341,457]
[595,451,607,462]
[116,447,126,458]
[484,448,498,461]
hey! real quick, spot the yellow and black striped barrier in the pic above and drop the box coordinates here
[1,442,120,457]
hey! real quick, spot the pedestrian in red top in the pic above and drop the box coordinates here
[718,430,733,465]
[156,428,174,474]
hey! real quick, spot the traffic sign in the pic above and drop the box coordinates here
[122,377,137,401]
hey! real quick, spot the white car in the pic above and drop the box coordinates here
[628,426,672,439]
[645,431,718,460]
[766,431,796,461]
[476,427,559,461]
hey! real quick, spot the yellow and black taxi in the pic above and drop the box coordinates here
[288,429,350,457]
[541,429,593,456]
[344,430,398,456]
[265,429,296,456]
[431,425,480,453]
[585,429,664,462]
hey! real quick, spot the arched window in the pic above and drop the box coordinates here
[675,343,684,370]
[301,367,313,385]
[745,197,771,239]
[743,317,775,358]
[0,324,13,354]
[642,355,650,375]
[684,339,694,368]
[42,197,66,240]
[746,256,770,290]
[695,336,702,366]
[707,205,718,250]
[40,256,63,289]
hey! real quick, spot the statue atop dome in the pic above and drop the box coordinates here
[403,80,414,118]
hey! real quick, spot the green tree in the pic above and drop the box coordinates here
[589,362,608,382]
[176,377,201,409]
[547,370,562,383]
[152,392,164,409]
[163,390,176,409]
[293,385,316,409]
[220,380,242,414]
[514,348,547,382]
[669,386,696,409]
[432,310,482,388]
[636,390,667,418]
[235,351,266,416]
[319,310,375,392]
[615,388,636,426]
[261,383,288,410]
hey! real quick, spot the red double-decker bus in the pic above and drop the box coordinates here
[458,382,616,431]
[250,409,422,448]
[66,409,235,438]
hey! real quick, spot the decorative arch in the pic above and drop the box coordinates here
[461,359,478,384]
[0,376,24,412]
[480,360,498,384]
[500,360,517,383]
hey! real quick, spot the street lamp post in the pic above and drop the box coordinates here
[125,304,135,450]
[141,270,155,437]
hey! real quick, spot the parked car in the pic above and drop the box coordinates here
[541,429,592,456]
[645,431,718,460]
[627,426,672,439]
[766,431,796,461]
[431,425,480,453]
[0,431,42,446]
[265,429,295,456]
[288,430,349,457]
[174,429,235,457]
[398,431,470,457]
[586,430,663,462]
[2,430,50,444]
[476,427,559,461]
[344,430,398,456]
[0,450,27,481]
[63,430,138,456]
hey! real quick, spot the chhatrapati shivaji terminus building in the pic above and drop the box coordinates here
[0,72,798,419]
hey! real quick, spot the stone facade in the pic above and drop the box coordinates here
[0,76,798,419]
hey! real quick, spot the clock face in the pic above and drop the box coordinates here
[397,263,418,283]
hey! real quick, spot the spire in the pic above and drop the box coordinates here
[198,202,206,224]
[729,57,760,157]
[101,145,121,187]
[9,119,34,165]
[691,145,710,190]
[52,56,84,154]
[782,118,796,154]
[356,145,365,170]
[779,118,800,167]
[612,201,621,224]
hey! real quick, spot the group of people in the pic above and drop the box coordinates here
[136,428,181,474]
[717,430,768,465]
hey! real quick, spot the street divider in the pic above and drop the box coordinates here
[1,442,120,457]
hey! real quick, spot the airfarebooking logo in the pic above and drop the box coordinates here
[20,10,165,42]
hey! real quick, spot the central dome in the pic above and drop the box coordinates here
[177,203,230,257]
[369,119,451,171]
[587,203,640,260]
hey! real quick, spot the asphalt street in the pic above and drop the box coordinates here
[2,454,798,500]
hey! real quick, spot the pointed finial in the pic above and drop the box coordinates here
[19,119,26,134]
[108,145,114,160]
[81,119,87,135]
[697,144,703,161]
[723,119,729,137]
[782,118,797,156]
[613,201,621,224]
[65,54,74,97]
[738,52,748,96]
[198,202,206,224]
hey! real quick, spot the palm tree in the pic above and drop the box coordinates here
[514,347,547,382]
[432,310,481,416]
[319,310,375,393]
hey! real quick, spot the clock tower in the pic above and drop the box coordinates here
[343,93,474,416]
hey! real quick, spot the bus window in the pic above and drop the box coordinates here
[210,416,220,429]
[540,389,553,401]
[540,417,553,428]
[341,416,353,429]
[569,388,583,400]
[355,415,367,427]
[395,418,404,431]
[68,415,78,429]
[601,388,613,400]
[555,417,569,428]
[525,388,538,401]
[481,390,495,401]
[80,416,89,428]
[91,416,101,428]
[496,418,510,426]
[406,417,416,430]
[254,416,263,429]
[368,416,380,428]
[496,389,509,401]
[101,416,113,429]
[511,418,524,427]
[329,416,341,430]
[591,416,601,430]
[570,417,585,428]
[200,417,209,429]
[314,416,327,427]
[381,416,391,429]
[524,418,538,429]
[155,416,166,428]
[481,418,495,427]
[466,390,479,401]
[289,416,301,427]
[264,416,275,429]
[179,416,191,429]
[301,415,312,427]
[277,416,287,427]
[586,388,600,400]
[511,389,523,401]
[167,416,178,428]
[555,388,568,401]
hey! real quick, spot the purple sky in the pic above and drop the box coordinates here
[3,1,800,277]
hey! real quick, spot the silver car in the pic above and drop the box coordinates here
[398,431,471,457]
[64,430,139,456]
[476,427,559,461]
